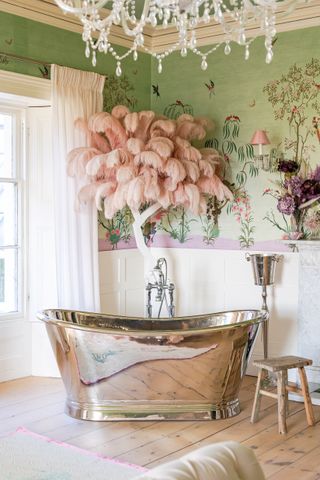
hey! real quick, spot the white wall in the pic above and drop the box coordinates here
[99,248,299,376]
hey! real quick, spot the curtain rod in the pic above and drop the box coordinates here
[0,51,50,68]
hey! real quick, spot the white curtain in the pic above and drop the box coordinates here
[51,65,105,311]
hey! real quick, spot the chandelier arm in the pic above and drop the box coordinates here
[54,0,109,15]
[120,0,151,36]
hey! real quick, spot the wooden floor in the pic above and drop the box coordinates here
[1,375,320,479]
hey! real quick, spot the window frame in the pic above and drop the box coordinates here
[0,105,26,319]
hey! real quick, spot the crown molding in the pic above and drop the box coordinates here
[1,0,320,55]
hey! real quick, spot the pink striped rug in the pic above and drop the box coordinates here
[0,427,146,479]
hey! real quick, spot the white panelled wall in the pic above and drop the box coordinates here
[99,248,299,376]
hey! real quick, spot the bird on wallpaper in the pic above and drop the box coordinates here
[5,38,13,45]
[249,99,256,108]
[152,84,160,97]
[39,65,50,79]
[205,80,215,98]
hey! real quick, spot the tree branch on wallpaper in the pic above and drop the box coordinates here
[263,58,320,173]
[263,58,320,239]
[67,106,233,265]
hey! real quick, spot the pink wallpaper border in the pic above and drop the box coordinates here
[99,234,291,252]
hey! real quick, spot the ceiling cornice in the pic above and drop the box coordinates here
[1,0,320,54]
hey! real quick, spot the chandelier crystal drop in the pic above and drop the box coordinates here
[54,0,300,75]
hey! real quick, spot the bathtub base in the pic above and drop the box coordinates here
[65,398,241,421]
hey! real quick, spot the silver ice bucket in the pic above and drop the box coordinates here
[245,253,282,286]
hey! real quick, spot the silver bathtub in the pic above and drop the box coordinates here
[38,309,267,421]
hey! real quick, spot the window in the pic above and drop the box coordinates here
[0,108,24,314]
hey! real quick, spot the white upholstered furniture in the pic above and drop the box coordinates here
[135,441,265,480]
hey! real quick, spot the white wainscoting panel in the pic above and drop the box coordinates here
[99,250,145,316]
[99,248,299,377]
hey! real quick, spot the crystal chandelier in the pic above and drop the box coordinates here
[55,0,300,75]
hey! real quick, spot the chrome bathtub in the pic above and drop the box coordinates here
[38,309,267,421]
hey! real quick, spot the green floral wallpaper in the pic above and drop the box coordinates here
[144,26,320,252]
[1,11,319,252]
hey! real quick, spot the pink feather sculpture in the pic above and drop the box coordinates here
[67,106,233,262]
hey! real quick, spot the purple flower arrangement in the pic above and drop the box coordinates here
[264,161,320,239]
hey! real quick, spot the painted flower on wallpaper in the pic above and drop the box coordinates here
[67,106,232,257]
[264,165,320,239]
[206,115,258,248]
[263,58,320,172]
[98,207,132,249]
[228,190,255,248]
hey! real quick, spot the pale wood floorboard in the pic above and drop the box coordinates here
[0,375,319,479]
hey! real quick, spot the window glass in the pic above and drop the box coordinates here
[0,182,17,247]
[0,108,21,315]
[0,113,14,178]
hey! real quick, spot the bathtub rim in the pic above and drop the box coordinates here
[38,308,268,337]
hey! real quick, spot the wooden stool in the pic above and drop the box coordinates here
[251,355,315,434]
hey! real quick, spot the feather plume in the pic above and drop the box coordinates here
[176,121,206,141]
[163,157,186,189]
[88,112,127,149]
[199,159,214,177]
[200,148,221,165]
[146,137,174,159]
[105,149,121,168]
[134,111,156,141]
[113,183,128,211]
[134,151,163,169]
[199,195,207,214]
[111,105,130,119]
[198,175,233,201]
[95,182,116,210]
[116,165,135,183]
[142,167,161,201]
[78,183,100,202]
[184,183,201,214]
[91,132,111,153]
[124,112,139,134]
[158,189,173,209]
[176,114,194,123]
[180,159,200,182]
[173,182,188,205]
[174,137,201,162]
[86,154,108,176]
[103,195,116,219]
[68,107,232,233]
[67,147,101,177]
[150,119,176,138]
[126,176,145,211]
[127,138,145,155]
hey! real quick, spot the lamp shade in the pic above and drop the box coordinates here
[250,130,271,145]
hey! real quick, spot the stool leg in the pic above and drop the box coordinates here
[298,367,315,426]
[277,371,287,434]
[251,369,264,423]
[283,370,289,416]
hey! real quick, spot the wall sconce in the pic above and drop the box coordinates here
[251,130,271,171]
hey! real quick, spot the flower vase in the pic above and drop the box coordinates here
[288,211,307,240]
